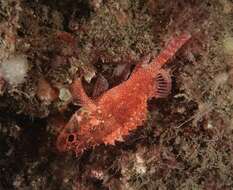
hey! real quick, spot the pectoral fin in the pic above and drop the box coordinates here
[155,69,172,98]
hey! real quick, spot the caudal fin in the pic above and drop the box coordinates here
[151,33,191,69]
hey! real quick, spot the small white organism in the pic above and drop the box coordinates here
[135,153,147,174]
[0,55,28,86]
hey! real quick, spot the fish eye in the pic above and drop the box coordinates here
[67,134,75,142]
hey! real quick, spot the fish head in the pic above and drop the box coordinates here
[56,109,102,155]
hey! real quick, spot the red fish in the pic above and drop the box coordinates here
[56,33,191,155]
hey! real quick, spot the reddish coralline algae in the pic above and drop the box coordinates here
[56,33,191,155]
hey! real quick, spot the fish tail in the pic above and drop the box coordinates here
[151,33,191,70]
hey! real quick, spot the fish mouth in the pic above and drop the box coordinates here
[56,131,72,152]
[56,136,68,152]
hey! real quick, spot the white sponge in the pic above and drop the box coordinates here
[0,55,28,86]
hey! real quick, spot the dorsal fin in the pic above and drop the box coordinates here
[155,69,172,98]
[70,78,97,110]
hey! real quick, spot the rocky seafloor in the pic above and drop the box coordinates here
[0,0,233,189]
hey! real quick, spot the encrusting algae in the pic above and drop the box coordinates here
[56,33,191,155]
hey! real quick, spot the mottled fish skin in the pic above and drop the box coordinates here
[56,33,191,155]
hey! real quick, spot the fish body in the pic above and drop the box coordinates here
[56,33,191,155]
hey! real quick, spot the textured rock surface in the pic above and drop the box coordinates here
[0,0,233,190]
